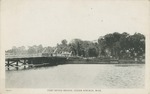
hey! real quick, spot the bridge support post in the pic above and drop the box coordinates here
[16,61,19,70]
[7,60,10,70]
[24,59,26,69]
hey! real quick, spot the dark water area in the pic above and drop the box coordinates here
[5,63,145,88]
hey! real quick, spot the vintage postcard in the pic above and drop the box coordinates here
[0,0,150,94]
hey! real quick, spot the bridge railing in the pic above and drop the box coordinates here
[5,53,72,59]
[5,53,43,59]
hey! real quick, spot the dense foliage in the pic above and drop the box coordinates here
[6,32,145,59]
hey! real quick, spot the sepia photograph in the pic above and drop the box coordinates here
[0,0,150,94]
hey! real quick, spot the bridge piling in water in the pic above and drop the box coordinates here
[23,59,26,69]
[16,61,18,70]
[7,60,10,70]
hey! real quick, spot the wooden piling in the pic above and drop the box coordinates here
[16,61,19,70]
[24,59,26,69]
[7,60,9,70]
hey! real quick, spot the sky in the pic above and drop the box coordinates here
[1,0,149,50]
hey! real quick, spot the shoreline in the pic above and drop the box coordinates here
[5,57,145,71]
[66,57,145,64]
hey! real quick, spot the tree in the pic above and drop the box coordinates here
[12,46,17,54]
[28,46,36,54]
[37,44,43,53]
[98,37,107,56]
[88,47,98,57]
[61,39,67,45]
[69,39,84,56]
[128,33,145,57]
[98,32,145,59]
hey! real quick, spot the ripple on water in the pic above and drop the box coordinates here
[6,64,145,88]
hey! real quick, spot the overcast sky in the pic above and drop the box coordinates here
[1,0,149,50]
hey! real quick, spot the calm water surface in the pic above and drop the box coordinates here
[6,64,145,88]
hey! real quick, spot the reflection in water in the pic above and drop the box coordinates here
[6,64,145,88]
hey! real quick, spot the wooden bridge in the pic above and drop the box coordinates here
[5,56,67,70]
[5,48,72,70]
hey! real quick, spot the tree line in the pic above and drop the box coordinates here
[6,32,145,59]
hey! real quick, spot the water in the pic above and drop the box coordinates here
[5,64,145,88]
